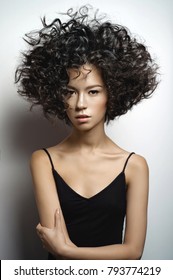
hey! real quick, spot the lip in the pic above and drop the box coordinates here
[75,115,91,123]
[76,115,90,119]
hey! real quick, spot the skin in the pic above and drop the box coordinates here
[30,64,149,259]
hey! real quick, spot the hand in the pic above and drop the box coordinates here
[36,209,74,257]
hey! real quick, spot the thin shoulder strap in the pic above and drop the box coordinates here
[42,148,54,170]
[122,152,135,172]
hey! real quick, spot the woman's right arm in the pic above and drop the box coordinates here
[30,150,73,246]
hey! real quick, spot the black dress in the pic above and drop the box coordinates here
[42,148,135,259]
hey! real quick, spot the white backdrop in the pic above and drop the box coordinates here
[0,0,172,259]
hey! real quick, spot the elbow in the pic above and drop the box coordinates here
[126,245,143,260]
[130,247,143,260]
[132,250,143,260]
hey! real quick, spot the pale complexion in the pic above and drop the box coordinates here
[31,64,149,259]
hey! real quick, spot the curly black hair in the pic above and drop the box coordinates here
[15,5,159,124]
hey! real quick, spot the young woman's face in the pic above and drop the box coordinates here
[64,64,108,130]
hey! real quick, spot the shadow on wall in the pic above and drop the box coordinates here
[4,105,71,259]
[6,105,71,156]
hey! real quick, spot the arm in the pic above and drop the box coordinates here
[30,150,75,248]
[37,154,149,260]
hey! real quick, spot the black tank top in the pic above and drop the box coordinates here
[42,149,134,258]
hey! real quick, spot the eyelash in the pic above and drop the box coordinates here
[89,90,99,95]
[66,90,75,95]
[66,90,99,96]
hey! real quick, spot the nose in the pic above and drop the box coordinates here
[76,93,87,110]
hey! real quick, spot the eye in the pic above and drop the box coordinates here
[89,90,99,95]
[65,89,76,97]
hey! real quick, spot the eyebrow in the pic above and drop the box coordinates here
[67,85,103,90]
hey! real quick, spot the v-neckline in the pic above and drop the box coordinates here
[53,169,125,200]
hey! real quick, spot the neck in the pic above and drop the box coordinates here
[68,124,108,152]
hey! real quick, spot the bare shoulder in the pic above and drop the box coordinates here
[30,140,68,172]
[129,153,149,172]
[30,149,49,169]
[126,153,149,185]
[30,148,57,177]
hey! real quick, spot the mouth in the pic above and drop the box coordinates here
[75,115,91,123]
[76,115,90,119]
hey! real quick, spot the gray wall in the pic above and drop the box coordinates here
[0,0,173,259]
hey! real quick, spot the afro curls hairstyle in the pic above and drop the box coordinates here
[15,5,159,124]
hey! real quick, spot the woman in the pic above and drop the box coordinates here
[15,6,158,259]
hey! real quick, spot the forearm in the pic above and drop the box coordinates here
[63,243,142,260]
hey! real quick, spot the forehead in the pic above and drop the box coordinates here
[67,64,104,85]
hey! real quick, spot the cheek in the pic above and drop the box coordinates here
[95,98,107,112]
[65,99,75,110]
[66,108,73,119]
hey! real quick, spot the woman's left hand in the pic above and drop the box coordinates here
[36,209,72,257]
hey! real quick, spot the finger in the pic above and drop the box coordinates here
[36,223,45,239]
[38,231,46,244]
[54,208,59,229]
[37,230,43,239]
[55,209,63,233]
[36,223,42,231]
